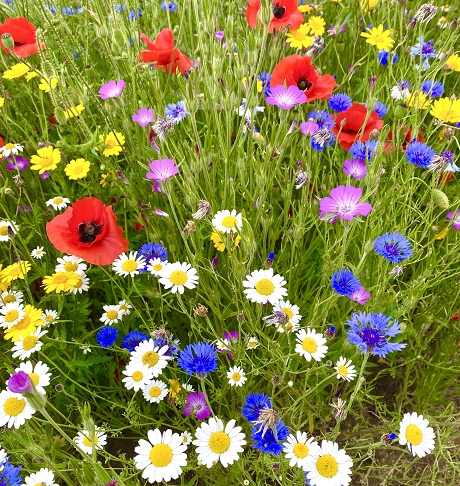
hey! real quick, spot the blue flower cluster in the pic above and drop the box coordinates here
[349,140,378,161]
[421,80,444,98]
[329,93,352,112]
[374,232,413,264]
[331,269,361,296]
[97,326,119,348]
[121,330,149,352]
[165,101,189,124]
[0,456,22,486]
[406,142,436,168]
[138,242,168,273]
[178,342,218,377]
[378,50,398,66]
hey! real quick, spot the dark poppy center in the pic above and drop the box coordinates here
[272,2,286,18]
[297,78,312,91]
[78,221,104,243]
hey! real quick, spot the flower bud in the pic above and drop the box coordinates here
[336,41,345,52]
[450,17,458,32]
[432,188,450,209]
[1,33,15,52]
[54,106,67,125]
[113,28,124,47]
[369,129,379,140]
[394,103,407,119]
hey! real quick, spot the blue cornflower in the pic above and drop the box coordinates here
[153,336,179,356]
[378,50,398,66]
[406,141,436,168]
[161,1,178,11]
[439,150,460,172]
[331,269,361,296]
[165,100,188,124]
[257,71,272,97]
[77,6,84,13]
[128,9,137,20]
[345,312,407,357]
[242,393,271,422]
[251,419,290,455]
[62,6,76,15]
[268,252,275,259]
[178,342,218,377]
[121,330,149,352]
[0,457,22,486]
[97,326,118,348]
[311,133,335,152]
[328,93,352,112]
[389,433,396,440]
[410,37,438,70]
[374,232,413,264]
[45,3,56,13]
[375,101,388,118]
[421,80,444,98]
[308,110,335,130]
[138,242,168,273]
[349,140,378,161]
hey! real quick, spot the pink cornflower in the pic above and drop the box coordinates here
[132,108,155,127]
[349,286,371,305]
[343,158,368,180]
[319,185,372,221]
[99,79,125,99]
[146,158,178,182]
[183,391,211,420]
[265,85,307,109]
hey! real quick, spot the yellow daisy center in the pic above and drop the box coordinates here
[248,342,257,348]
[149,443,173,467]
[169,270,188,286]
[15,315,31,330]
[316,454,339,478]
[255,279,275,296]
[132,371,144,382]
[209,431,230,454]
[154,263,163,271]
[293,443,309,459]
[3,294,15,303]
[232,372,241,382]
[122,260,138,273]
[73,165,83,174]
[106,310,118,320]
[9,267,21,277]
[338,365,348,377]
[5,143,15,150]
[3,397,25,416]
[0,226,8,236]
[149,386,162,398]
[405,424,423,445]
[23,335,38,350]
[182,436,189,443]
[293,30,307,41]
[83,435,99,447]
[53,197,63,205]
[36,251,42,255]
[39,156,55,168]
[53,275,70,284]
[28,372,39,386]
[64,261,78,272]
[302,338,317,354]
[142,351,159,367]
[221,215,237,228]
[119,304,127,311]
[45,315,54,322]
[5,309,19,323]
[106,138,117,149]
[281,307,294,319]
[74,278,83,289]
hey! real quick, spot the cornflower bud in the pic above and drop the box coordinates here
[415,3,438,23]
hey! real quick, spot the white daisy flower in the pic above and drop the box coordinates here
[13,360,51,394]
[399,412,436,457]
[122,363,154,392]
[227,366,247,387]
[182,383,195,393]
[247,337,259,350]
[147,257,168,277]
[11,327,48,360]
[46,196,70,210]
[143,380,168,403]
[158,262,199,294]
[335,357,357,382]
[0,290,23,305]
[193,416,246,468]
[295,328,328,362]
[31,246,46,259]
[134,428,187,483]
[283,431,321,469]
[0,389,35,429]
[55,255,87,274]
[0,143,23,157]
[41,309,59,326]
[437,16,448,28]
[242,268,287,305]
[272,299,302,332]
[112,251,146,277]
[23,467,59,486]
[0,302,25,328]
[68,272,90,294]
[391,85,410,101]
[75,426,107,454]
[80,344,91,354]
[0,447,6,470]
[180,431,193,447]
[130,339,170,377]
[211,209,243,234]
[0,220,19,241]
[216,339,230,352]
[118,299,133,315]
[100,304,124,325]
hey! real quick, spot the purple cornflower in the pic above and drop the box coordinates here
[331,269,361,296]
[146,158,178,182]
[6,156,29,170]
[319,185,372,221]
[8,370,33,394]
[343,158,368,179]
[409,36,439,70]
[183,391,212,420]
[164,100,188,124]
[300,120,319,136]
[132,108,155,127]
[349,286,371,305]
[265,85,307,109]
[215,30,224,42]
[99,79,125,99]
[446,210,460,229]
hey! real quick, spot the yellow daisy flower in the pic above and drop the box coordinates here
[406,91,431,110]
[65,158,91,180]
[38,77,58,93]
[0,262,31,284]
[64,104,85,119]
[43,271,81,294]
[446,54,460,71]
[307,16,326,37]
[3,63,30,80]
[0,98,4,108]
[361,0,379,10]
[25,70,40,82]
[0,265,11,292]
[430,97,460,123]
[30,146,61,174]
[286,24,314,49]
[242,77,263,93]
[168,379,181,398]
[210,230,241,252]
[361,24,394,51]
[298,4,313,13]
[4,305,42,342]
[99,172,116,187]
[99,131,125,157]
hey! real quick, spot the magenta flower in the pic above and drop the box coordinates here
[446,210,460,229]
[265,85,307,109]
[183,391,211,420]
[132,108,155,127]
[215,30,224,42]
[343,158,368,180]
[349,286,371,305]
[300,120,319,136]
[319,185,372,221]
[6,156,29,170]
[99,80,125,99]
[154,209,169,218]
[39,171,50,180]
[8,370,33,394]
[218,331,239,359]
[146,158,178,182]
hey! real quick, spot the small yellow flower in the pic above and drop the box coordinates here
[242,77,263,93]
[168,379,181,398]
[3,63,30,80]
[100,172,116,187]
[4,305,42,342]
[0,264,11,292]
[25,70,40,82]
[435,227,449,240]
[99,131,125,157]
[65,158,91,180]
[286,24,314,49]
[446,54,460,71]
[210,230,241,252]
[307,16,326,37]
[406,91,431,110]
[65,104,85,119]
[0,262,31,283]
[298,4,313,13]
[361,0,379,11]
[430,97,460,123]
[38,77,58,93]
[0,98,4,108]
[361,24,394,51]
[43,271,81,293]
[30,146,61,174]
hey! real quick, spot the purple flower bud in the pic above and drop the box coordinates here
[8,370,33,394]
[214,31,224,42]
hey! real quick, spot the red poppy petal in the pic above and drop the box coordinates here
[154,28,174,51]
[305,74,336,102]
[270,54,301,89]
[140,33,155,50]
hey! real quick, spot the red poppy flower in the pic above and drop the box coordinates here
[46,197,129,266]
[246,0,303,33]
[0,17,44,58]
[384,127,424,154]
[139,28,192,74]
[331,103,384,151]
[270,55,336,103]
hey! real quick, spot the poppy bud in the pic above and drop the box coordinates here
[41,60,55,79]
[96,24,108,39]
[113,28,124,47]
[394,103,407,118]
[340,118,347,127]
[1,33,15,52]
[432,189,450,209]
[54,106,67,125]
[85,64,97,79]
[336,41,345,52]
[369,129,379,140]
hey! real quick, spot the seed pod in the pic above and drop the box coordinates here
[54,106,67,125]
[1,33,15,51]
[394,103,407,119]
[432,188,450,209]
[41,60,55,79]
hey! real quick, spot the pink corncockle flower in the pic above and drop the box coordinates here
[154,209,169,218]
[215,31,224,42]
[446,210,460,229]
[183,391,211,420]
[146,158,178,182]
[217,331,239,359]
[6,156,29,170]
[349,286,371,305]
[300,120,319,136]
[132,108,155,127]
[265,85,307,109]
[319,185,372,221]
[343,158,368,180]
[99,79,125,99]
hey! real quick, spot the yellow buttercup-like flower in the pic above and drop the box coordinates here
[210,230,241,252]
[99,131,125,157]
[430,97,460,123]
[38,77,58,92]
[286,24,314,49]
[0,262,31,284]
[3,63,30,80]
[25,70,40,82]
[0,98,4,108]
[298,4,313,13]
[242,77,263,93]
[64,104,85,119]
[65,158,91,180]
[100,172,116,187]
[406,91,431,110]
[446,54,460,72]
[361,24,394,51]
[0,265,11,292]
[361,0,379,11]
[307,16,325,37]
[30,146,61,174]
[4,305,42,342]
[43,271,81,293]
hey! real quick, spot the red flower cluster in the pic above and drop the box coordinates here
[0,17,44,58]
[46,197,129,266]
[270,55,336,103]
[139,28,192,74]
[246,0,303,33]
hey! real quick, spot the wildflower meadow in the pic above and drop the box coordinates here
[0,0,460,484]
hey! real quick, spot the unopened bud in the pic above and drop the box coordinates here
[394,103,407,119]
[432,188,450,209]
[96,24,109,39]
[1,33,15,52]
[253,132,266,144]
[54,106,67,125]
[215,103,222,113]
[113,28,124,47]
[272,375,280,385]
[340,118,347,127]
[443,128,454,139]
[369,129,379,140]
[450,18,458,32]
[183,220,196,235]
